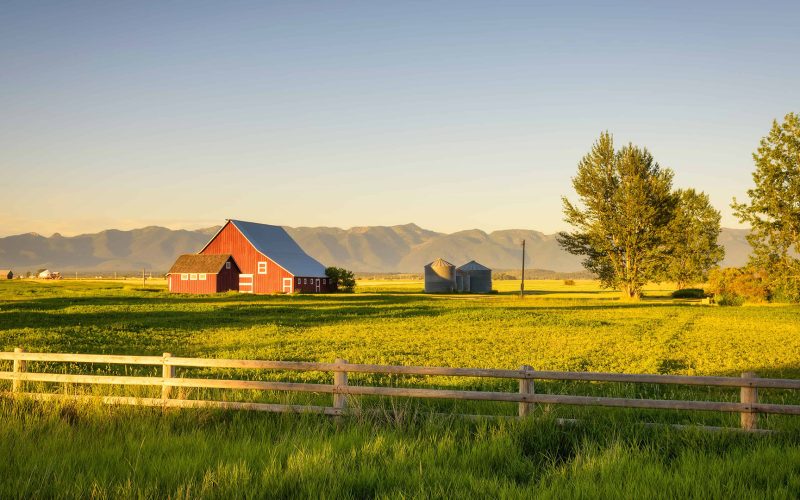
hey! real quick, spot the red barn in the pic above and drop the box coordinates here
[167,254,240,294]
[198,219,335,294]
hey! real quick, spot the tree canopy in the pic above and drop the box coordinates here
[558,132,677,299]
[732,112,800,301]
[664,189,724,289]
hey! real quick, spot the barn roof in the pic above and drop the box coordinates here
[228,220,327,277]
[457,260,491,272]
[168,254,233,274]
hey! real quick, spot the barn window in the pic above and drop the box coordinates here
[199,274,207,281]
[322,279,326,284]
[303,278,307,284]
[181,274,188,281]
[225,262,231,270]
[190,273,197,280]
[258,262,267,274]
[296,278,301,284]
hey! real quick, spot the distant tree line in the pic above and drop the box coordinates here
[558,112,799,303]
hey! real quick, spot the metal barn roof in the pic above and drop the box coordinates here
[168,254,234,274]
[229,220,327,277]
[457,260,491,272]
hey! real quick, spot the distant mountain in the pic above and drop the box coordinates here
[0,224,752,274]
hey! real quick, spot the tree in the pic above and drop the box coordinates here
[325,267,356,293]
[558,132,677,299]
[732,113,800,301]
[664,189,724,289]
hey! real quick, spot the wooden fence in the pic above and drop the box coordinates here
[2,348,800,432]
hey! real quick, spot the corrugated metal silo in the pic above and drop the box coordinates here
[457,261,492,293]
[424,258,456,293]
[455,269,470,292]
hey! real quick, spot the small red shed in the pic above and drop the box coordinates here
[167,254,240,294]
[199,219,335,294]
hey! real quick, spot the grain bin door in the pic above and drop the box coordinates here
[239,274,253,294]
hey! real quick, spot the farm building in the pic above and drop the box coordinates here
[167,254,240,294]
[196,219,335,294]
[424,258,456,293]
[456,261,492,293]
[0,270,12,280]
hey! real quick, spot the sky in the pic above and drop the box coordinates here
[1,1,798,237]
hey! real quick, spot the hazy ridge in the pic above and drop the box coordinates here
[0,224,751,274]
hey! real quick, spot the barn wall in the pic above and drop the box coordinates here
[201,223,294,294]
[216,258,241,292]
[168,273,218,294]
[293,276,336,293]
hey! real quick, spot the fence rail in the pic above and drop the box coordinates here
[2,348,799,431]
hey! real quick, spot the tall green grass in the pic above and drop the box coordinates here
[2,398,800,499]
[2,280,800,497]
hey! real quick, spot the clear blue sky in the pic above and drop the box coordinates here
[2,1,798,236]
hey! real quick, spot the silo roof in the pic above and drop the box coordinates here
[427,258,455,268]
[457,260,491,271]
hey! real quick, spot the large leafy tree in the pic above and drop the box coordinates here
[558,132,677,299]
[664,189,724,289]
[732,112,800,301]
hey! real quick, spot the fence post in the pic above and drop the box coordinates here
[12,347,26,393]
[519,364,533,418]
[740,371,759,431]
[162,352,175,401]
[334,358,349,413]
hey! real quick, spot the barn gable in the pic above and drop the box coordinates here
[202,220,327,278]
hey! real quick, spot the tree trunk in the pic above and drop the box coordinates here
[620,284,641,300]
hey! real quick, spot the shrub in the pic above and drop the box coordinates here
[563,279,576,286]
[325,267,356,293]
[706,267,770,304]
[671,288,706,299]
[717,292,745,306]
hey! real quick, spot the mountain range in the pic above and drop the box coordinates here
[0,224,751,274]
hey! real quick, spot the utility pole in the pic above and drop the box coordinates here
[520,239,526,298]
[142,268,146,287]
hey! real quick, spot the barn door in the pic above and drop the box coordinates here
[315,278,321,293]
[239,274,253,294]
[282,278,293,294]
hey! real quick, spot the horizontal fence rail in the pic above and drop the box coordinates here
[2,348,799,431]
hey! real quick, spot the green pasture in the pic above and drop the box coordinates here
[1,279,800,498]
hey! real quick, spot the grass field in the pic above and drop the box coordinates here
[2,279,800,498]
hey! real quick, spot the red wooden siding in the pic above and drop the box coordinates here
[201,223,294,294]
[168,273,218,294]
[168,256,240,294]
[216,258,241,292]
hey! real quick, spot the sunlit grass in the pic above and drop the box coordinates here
[1,279,800,497]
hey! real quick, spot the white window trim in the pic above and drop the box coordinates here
[199,273,207,281]
[190,273,197,280]
[181,273,188,281]
[257,261,268,275]
[225,261,231,270]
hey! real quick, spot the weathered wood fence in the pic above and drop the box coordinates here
[2,348,800,432]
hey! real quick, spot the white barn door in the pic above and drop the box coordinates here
[239,274,253,293]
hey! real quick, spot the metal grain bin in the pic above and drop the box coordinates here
[424,258,456,293]
[455,269,470,292]
[457,260,492,293]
